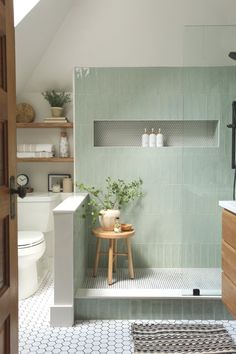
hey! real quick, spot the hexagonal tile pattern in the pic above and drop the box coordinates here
[19,273,236,353]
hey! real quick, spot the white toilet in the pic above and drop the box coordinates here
[18,193,60,299]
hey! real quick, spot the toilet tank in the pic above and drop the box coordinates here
[18,193,61,232]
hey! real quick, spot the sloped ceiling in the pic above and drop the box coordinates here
[15,0,75,94]
[16,0,236,94]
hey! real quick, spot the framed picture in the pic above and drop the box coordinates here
[48,173,71,192]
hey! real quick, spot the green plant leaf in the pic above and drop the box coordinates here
[76,178,143,224]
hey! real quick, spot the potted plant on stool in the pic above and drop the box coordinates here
[77,177,143,230]
[41,89,71,118]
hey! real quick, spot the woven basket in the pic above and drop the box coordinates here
[16,103,35,123]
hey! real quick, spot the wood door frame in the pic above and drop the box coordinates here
[0,0,18,352]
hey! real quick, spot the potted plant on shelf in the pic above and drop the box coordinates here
[41,90,71,117]
[77,177,143,231]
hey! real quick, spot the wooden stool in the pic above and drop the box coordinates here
[92,227,135,285]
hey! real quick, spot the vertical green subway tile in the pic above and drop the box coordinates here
[111,301,121,319]
[131,300,142,319]
[200,244,210,268]
[161,300,173,320]
[100,299,109,319]
[172,300,183,320]
[183,94,207,120]
[207,94,222,120]
[192,244,201,267]
[182,300,193,320]
[151,300,162,319]
[215,244,221,268]
[122,299,131,319]
[141,300,152,319]
[214,301,229,320]
[192,300,204,320]
[75,67,234,269]
[159,94,183,120]
[75,299,233,320]
[203,300,215,319]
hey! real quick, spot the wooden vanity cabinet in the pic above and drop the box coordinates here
[222,209,236,318]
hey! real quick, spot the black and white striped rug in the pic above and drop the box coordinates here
[132,323,236,353]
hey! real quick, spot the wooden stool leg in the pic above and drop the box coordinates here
[93,238,101,277]
[126,238,134,279]
[113,240,117,273]
[108,239,114,285]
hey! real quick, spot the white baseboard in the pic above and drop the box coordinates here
[50,305,74,327]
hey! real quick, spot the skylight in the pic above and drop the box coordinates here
[13,0,40,26]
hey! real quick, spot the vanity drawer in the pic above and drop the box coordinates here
[222,209,236,250]
[222,240,236,286]
[222,272,236,319]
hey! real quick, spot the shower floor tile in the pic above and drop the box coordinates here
[20,273,236,353]
[82,267,221,290]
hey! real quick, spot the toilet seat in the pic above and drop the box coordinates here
[18,231,44,249]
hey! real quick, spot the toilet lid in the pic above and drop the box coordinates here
[18,231,44,248]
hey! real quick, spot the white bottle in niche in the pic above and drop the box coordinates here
[141,128,149,147]
[156,128,164,147]
[149,128,156,147]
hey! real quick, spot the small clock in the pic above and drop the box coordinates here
[17,174,29,187]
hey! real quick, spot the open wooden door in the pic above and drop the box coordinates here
[0,0,18,353]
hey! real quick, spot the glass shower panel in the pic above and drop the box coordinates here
[181,25,236,296]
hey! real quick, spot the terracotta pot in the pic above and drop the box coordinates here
[50,107,64,117]
[99,209,120,231]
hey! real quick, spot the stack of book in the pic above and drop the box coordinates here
[43,117,68,123]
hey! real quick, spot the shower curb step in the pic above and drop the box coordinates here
[76,288,221,299]
[75,296,231,321]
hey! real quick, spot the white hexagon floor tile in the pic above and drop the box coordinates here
[19,273,236,353]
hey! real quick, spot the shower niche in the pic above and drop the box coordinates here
[94,120,219,148]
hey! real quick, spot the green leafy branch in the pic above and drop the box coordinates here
[77,177,143,224]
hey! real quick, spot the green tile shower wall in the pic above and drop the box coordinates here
[75,298,233,320]
[74,67,235,268]
[73,198,89,293]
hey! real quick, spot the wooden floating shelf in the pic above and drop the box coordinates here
[17,157,74,163]
[16,122,73,128]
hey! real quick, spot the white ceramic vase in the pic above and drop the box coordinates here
[99,209,120,231]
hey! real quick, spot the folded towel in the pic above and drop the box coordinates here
[35,144,55,152]
[17,151,54,158]
[17,144,54,153]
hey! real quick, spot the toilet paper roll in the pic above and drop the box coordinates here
[63,177,72,193]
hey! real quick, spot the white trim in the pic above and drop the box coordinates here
[50,305,74,327]
[76,288,221,300]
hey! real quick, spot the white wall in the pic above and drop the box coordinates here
[15,0,236,192]
[16,0,236,92]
